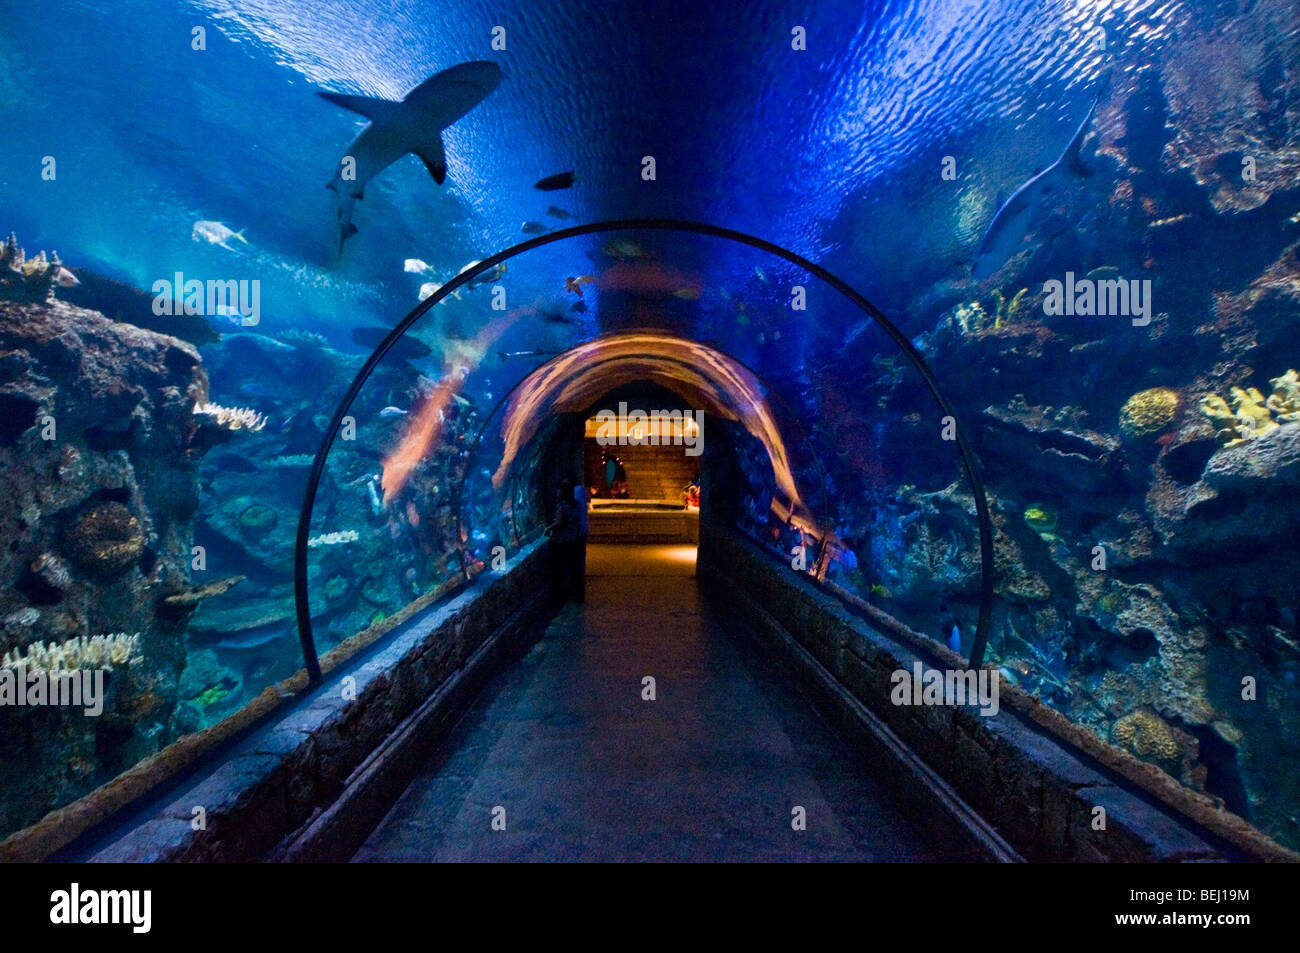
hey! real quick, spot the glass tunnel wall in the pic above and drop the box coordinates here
[298,224,991,674]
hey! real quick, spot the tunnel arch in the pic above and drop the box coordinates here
[294,219,996,682]
[446,330,837,571]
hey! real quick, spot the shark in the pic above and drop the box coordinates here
[320,61,502,259]
[971,86,1105,281]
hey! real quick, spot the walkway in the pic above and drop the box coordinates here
[353,544,942,861]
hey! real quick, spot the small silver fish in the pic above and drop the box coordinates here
[192,220,249,251]
[404,258,433,274]
[379,405,408,418]
[521,221,549,235]
[54,266,79,288]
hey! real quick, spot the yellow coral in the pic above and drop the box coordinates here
[1112,710,1180,762]
[1230,386,1278,440]
[1267,369,1300,422]
[1119,387,1179,440]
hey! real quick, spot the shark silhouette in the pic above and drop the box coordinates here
[320,61,502,260]
[972,85,1105,281]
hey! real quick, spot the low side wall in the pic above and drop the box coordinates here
[698,527,1295,862]
[78,542,552,862]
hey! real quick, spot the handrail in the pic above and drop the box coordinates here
[294,219,997,683]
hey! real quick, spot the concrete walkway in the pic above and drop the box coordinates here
[353,545,940,861]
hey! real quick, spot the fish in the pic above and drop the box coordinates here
[320,61,503,259]
[208,453,258,473]
[521,221,549,235]
[601,239,645,260]
[546,205,573,220]
[350,326,433,359]
[192,220,250,251]
[378,405,408,418]
[972,87,1104,280]
[216,628,289,650]
[948,624,962,653]
[237,380,281,399]
[53,266,79,288]
[498,349,554,360]
[404,258,434,274]
[565,274,596,297]
[534,171,575,191]
[570,300,588,314]
[459,259,506,289]
[754,266,769,284]
[670,287,701,300]
[418,281,461,302]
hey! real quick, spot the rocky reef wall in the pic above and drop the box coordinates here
[0,277,208,834]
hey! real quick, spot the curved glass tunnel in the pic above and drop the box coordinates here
[298,225,988,668]
[2,0,1298,868]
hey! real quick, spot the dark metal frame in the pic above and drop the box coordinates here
[294,219,997,682]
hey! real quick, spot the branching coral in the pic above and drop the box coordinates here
[2,632,142,673]
[1201,371,1300,444]
[193,401,267,432]
[307,530,359,547]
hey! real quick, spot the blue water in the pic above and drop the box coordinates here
[0,0,1146,348]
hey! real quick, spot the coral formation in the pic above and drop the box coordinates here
[193,401,267,432]
[1111,710,1181,763]
[238,503,278,536]
[62,502,145,580]
[307,530,359,547]
[1,632,142,672]
[0,233,78,304]
[1119,387,1180,441]
[1200,373,1300,444]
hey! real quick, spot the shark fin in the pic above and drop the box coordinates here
[414,135,448,185]
[318,91,400,123]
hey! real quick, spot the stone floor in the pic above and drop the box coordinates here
[353,544,939,861]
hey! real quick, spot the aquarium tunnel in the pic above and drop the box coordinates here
[1,0,1298,866]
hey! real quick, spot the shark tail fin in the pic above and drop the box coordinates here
[413,134,448,185]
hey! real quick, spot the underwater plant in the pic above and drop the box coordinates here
[1118,387,1179,440]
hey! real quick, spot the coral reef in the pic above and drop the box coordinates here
[1119,387,1180,441]
[192,401,267,432]
[307,530,359,547]
[2,633,142,673]
[0,293,206,837]
[0,233,78,305]
[62,502,145,580]
[1201,372,1300,445]
[1111,710,1181,764]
